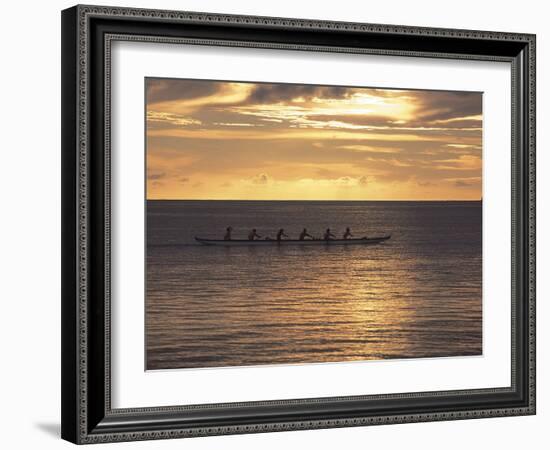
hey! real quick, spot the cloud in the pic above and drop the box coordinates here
[308,114,401,128]
[415,91,482,123]
[247,84,350,104]
[339,144,401,155]
[146,79,482,200]
[433,154,481,170]
[446,143,482,150]
[147,171,166,180]
[146,78,222,104]
[147,111,202,127]
[337,176,353,184]
[213,122,257,127]
[251,173,271,185]
[316,168,345,178]
[296,176,368,187]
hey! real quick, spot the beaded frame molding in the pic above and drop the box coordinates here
[61,4,536,444]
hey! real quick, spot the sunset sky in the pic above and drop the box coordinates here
[146,78,482,200]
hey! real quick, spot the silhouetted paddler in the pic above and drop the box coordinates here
[324,228,336,240]
[224,226,233,241]
[276,228,288,241]
[248,229,262,240]
[299,228,313,240]
[343,227,353,239]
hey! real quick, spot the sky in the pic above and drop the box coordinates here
[146,78,482,200]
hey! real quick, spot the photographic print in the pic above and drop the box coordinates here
[145,78,482,370]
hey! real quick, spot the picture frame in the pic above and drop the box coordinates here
[61,4,536,444]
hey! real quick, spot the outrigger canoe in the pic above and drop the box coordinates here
[195,235,391,246]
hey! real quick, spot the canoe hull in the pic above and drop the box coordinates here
[195,236,391,246]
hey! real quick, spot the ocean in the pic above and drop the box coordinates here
[146,200,482,370]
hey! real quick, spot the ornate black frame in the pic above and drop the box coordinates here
[61,4,536,444]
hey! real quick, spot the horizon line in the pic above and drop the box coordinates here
[146,198,482,202]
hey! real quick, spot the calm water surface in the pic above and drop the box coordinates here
[146,200,482,370]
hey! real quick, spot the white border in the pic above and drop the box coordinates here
[111,41,511,408]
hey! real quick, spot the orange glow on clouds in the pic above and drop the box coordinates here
[146,78,482,200]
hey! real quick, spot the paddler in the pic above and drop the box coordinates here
[223,226,233,241]
[324,228,336,240]
[276,228,289,241]
[343,227,353,239]
[299,228,313,240]
[248,228,262,241]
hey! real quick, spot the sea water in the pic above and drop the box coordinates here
[146,200,482,370]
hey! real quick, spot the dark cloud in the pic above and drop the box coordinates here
[455,180,472,187]
[148,78,355,108]
[248,84,350,104]
[146,78,221,104]
[415,91,482,122]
